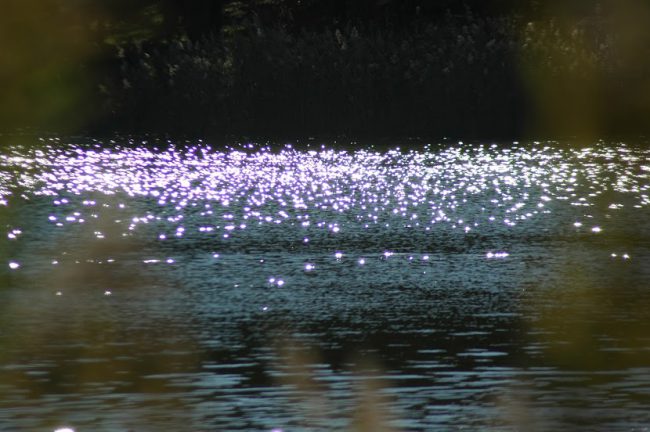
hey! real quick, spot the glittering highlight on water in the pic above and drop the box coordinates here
[1,138,650,431]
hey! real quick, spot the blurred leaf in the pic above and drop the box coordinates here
[0,0,98,133]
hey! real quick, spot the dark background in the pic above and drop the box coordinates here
[2,0,650,141]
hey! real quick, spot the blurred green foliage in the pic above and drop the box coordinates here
[522,0,650,141]
[0,0,97,133]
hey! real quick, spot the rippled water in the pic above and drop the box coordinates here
[1,138,650,431]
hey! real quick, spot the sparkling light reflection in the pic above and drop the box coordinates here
[0,138,649,431]
[1,139,649,278]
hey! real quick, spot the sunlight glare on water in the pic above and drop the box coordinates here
[0,139,647,245]
[0,138,650,431]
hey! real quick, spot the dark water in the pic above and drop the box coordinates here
[1,138,650,431]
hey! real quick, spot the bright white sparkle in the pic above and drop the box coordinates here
[1,140,648,296]
[486,251,509,259]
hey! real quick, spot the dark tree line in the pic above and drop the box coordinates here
[2,0,642,138]
[98,0,606,42]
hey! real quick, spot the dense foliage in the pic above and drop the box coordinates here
[94,8,640,139]
[2,0,646,139]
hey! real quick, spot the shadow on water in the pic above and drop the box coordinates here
[0,197,199,430]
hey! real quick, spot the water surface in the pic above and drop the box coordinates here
[1,138,649,431]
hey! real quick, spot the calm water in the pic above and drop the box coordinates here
[1,138,650,431]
